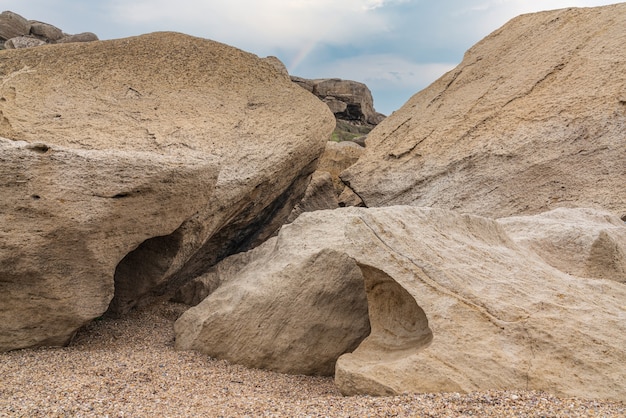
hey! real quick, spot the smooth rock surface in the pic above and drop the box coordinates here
[498,207,626,283]
[341,4,626,220]
[175,206,626,401]
[175,246,371,375]
[0,32,334,350]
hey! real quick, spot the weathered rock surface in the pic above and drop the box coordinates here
[4,36,46,49]
[175,244,371,375]
[174,206,626,401]
[0,138,219,351]
[341,4,626,220]
[29,21,64,42]
[0,10,98,49]
[292,76,385,145]
[287,171,339,222]
[498,207,626,283]
[317,141,364,196]
[0,11,30,42]
[287,141,365,222]
[55,32,99,44]
[0,32,334,350]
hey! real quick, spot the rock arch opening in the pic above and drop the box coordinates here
[356,263,433,353]
[106,226,184,317]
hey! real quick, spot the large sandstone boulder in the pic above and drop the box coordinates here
[0,32,334,350]
[341,4,626,220]
[174,206,626,401]
[0,11,30,42]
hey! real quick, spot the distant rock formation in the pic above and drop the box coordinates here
[292,76,385,144]
[0,10,98,49]
[341,4,626,220]
[0,32,334,351]
[174,206,626,401]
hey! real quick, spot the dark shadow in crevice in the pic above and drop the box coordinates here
[105,226,184,317]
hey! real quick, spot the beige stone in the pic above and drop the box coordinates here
[0,11,30,42]
[318,141,364,196]
[498,207,626,283]
[175,206,626,401]
[175,247,370,375]
[0,138,219,350]
[0,32,334,350]
[341,4,626,220]
[287,171,339,222]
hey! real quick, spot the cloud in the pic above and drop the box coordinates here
[108,0,406,53]
[297,53,457,114]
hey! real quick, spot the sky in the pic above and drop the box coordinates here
[2,0,620,115]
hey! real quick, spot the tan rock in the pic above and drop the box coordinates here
[55,32,99,43]
[29,21,64,42]
[175,247,370,375]
[0,138,219,350]
[317,141,364,196]
[341,4,626,220]
[0,32,334,349]
[0,11,30,42]
[174,206,626,401]
[498,207,626,283]
[287,171,339,222]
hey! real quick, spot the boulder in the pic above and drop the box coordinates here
[0,11,30,42]
[0,138,219,351]
[498,207,626,283]
[175,245,371,375]
[29,21,64,42]
[292,77,385,126]
[56,32,99,44]
[0,32,334,350]
[174,206,626,401]
[341,4,626,220]
[4,36,46,49]
[317,141,364,196]
[287,171,339,222]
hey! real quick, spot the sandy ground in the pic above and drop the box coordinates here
[1,301,624,417]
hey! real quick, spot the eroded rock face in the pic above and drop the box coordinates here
[341,4,626,220]
[175,246,371,375]
[498,207,626,283]
[0,32,334,350]
[291,76,385,127]
[0,11,30,42]
[0,139,219,350]
[174,206,626,401]
[0,11,98,49]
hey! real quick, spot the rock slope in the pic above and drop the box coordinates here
[341,4,626,220]
[0,32,334,350]
[174,206,626,401]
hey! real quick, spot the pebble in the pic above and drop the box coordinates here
[1,302,624,417]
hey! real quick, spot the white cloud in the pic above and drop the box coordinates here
[304,53,456,91]
[108,0,405,52]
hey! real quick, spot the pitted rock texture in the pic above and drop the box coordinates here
[174,206,626,401]
[0,32,334,350]
[341,4,626,220]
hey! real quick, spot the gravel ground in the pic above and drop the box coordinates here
[1,302,624,417]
